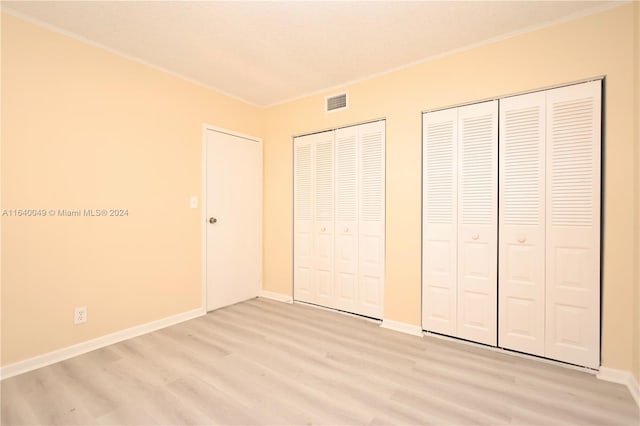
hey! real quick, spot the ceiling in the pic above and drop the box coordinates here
[2,1,623,106]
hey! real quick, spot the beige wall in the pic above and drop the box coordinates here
[2,4,638,377]
[1,13,264,365]
[263,4,637,373]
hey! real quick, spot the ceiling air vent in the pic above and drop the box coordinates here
[325,93,348,113]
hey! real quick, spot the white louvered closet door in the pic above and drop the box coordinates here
[498,92,546,356]
[457,100,498,346]
[335,125,359,313]
[422,108,458,336]
[357,120,385,318]
[313,131,336,308]
[545,81,601,369]
[293,134,315,304]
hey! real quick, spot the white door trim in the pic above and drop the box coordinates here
[201,124,263,312]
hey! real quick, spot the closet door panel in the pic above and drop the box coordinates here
[313,131,336,308]
[293,135,315,304]
[457,100,498,346]
[498,92,546,356]
[358,120,385,318]
[545,81,601,368]
[335,126,359,312]
[422,108,458,335]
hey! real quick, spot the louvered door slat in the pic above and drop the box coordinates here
[422,108,458,336]
[357,120,385,318]
[545,81,601,369]
[457,100,498,346]
[498,91,546,356]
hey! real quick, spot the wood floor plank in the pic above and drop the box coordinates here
[2,298,639,425]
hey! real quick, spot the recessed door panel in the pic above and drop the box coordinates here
[293,220,314,304]
[458,227,496,344]
[315,222,334,306]
[358,221,384,318]
[335,224,357,311]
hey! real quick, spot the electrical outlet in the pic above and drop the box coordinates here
[74,306,87,325]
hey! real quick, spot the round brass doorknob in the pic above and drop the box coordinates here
[472,233,479,240]
[518,236,526,243]
[209,217,218,224]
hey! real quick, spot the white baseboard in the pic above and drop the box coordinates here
[0,307,205,380]
[380,319,423,337]
[259,290,293,303]
[597,367,640,407]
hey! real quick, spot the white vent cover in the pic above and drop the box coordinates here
[326,93,348,113]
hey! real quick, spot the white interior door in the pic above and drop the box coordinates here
[422,108,458,335]
[499,91,546,356]
[457,100,498,346]
[206,129,262,311]
[545,81,601,368]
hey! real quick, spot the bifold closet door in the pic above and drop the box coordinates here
[357,120,385,318]
[498,80,601,368]
[545,81,601,369]
[293,130,335,306]
[422,108,458,335]
[499,91,546,356]
[457,101,498,346]
[335,125,359,313]
[293,134,315,304]
[295,121,384,318]
[422,101,497,345]
[335,121,385,318]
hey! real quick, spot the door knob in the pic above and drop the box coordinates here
[518,236,526,243]
[209,217,218,224]
[321,226,326,232]
[344,227,349,233]
[472,233,479,240]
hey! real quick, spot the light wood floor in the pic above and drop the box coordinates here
[2,298,638,425]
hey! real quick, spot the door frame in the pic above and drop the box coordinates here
[201,124,263,312]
